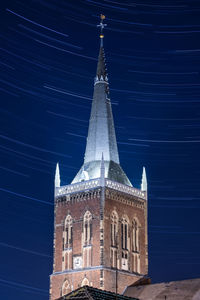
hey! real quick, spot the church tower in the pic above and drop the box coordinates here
[50,15,148,300]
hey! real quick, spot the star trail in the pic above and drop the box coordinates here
[1,0,200,299]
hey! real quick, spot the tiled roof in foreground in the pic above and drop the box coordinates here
[57,285,139,300]
[124,277,200,300]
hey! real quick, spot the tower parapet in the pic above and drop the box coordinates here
[55,178,146,200]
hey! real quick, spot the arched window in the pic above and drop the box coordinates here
[132,218,140,273]
[111,211,118,247]
[132,219,139,252]
[81,277,89,287]
[64,215,73,249]
[83,211,92,246]
[110,211,118,268]
[61,279,71,296]
[62,215,73,271]
[121,217,128,250]
[82,211,92,268]
[121,216,129,271]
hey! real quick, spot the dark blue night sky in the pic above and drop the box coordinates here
[1,0,200,299]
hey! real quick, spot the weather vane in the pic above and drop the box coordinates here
[97,14,107,46]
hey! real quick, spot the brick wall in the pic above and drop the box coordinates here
[50,186,148,299]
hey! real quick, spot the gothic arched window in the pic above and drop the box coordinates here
[111,211,118,247]
[61,279,71,296]
[121,216,129,271]
[110,211,118,268]
[132,218,140,273]
[121,217,128,250]
[64,215,73,249]
[132,219,139,252]
[83,211,92,246]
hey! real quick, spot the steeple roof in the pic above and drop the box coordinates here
[72,16,131,186]
[83,43,119,165]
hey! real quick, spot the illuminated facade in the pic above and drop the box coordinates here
[50,16,148,300]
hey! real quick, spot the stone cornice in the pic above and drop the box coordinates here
[55,178,146,200]
[55,186,145,210]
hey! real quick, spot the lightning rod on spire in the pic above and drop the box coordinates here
[97,14,107,46]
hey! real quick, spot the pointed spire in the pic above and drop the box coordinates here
[71,16,132,187]
[141,167,147,192]
[83,15,119,165]
[55,163,60,187]
[100,153,105,186]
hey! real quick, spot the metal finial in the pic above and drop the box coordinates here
[97,14,107,46]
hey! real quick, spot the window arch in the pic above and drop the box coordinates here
[111,211,118,247]
[110,211,118,268]
[83,211,92,246]
[81,277,89,287]
[132,218,139,252]
[121,216,129,271]
[132,218,140,273]
[61,279,71,296]
[121,217,129,250]
[64,215,73,249]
